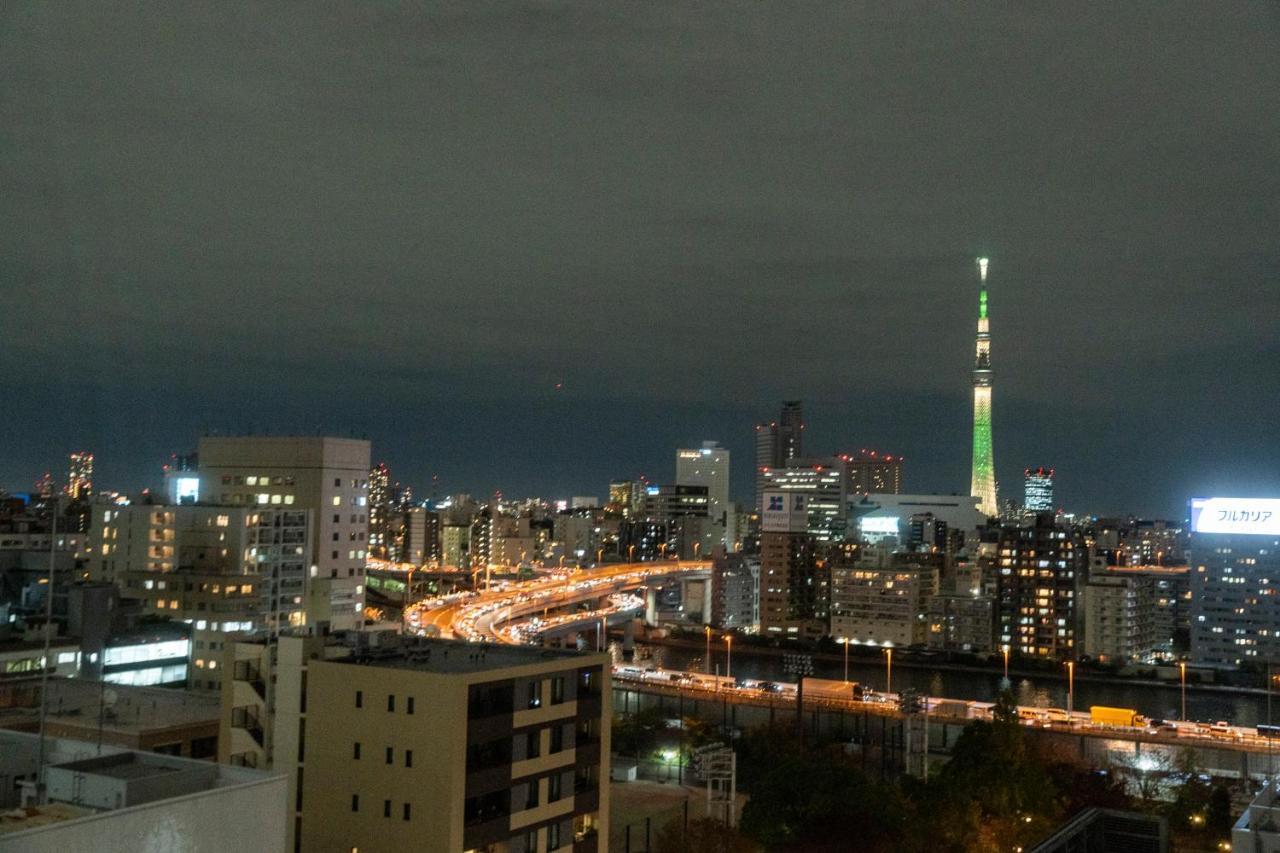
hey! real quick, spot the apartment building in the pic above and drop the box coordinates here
[222,633,610,853]
[198,436,371,631]
[830,549,941,647]
[88,503,313,690]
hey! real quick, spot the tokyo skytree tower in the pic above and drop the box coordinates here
[970,257,998,516]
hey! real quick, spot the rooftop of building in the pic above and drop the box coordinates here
[333,636,598,676]
[0,731,277,839]
[0,677,220,735]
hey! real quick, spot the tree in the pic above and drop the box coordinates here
[1206,783,1233,839]
[655,818,757,853]
[612,705,666,759]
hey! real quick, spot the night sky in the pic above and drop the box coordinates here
[2,3,1278,517]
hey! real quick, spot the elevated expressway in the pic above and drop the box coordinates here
[405,560,712,643]
[404,559,1280,779]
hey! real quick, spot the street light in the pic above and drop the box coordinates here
[596,548,603,566]
[1002,645,1010,680]
[725,635,733,682]
[705,626,712,675]
[884,647,893,695]
[693,541,701,561]
[628,544,635,563]
[1066,661,1075,716]
[842,637,850,683]
[1180,661,1187,721]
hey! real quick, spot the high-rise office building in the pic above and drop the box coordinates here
[1024,467,1054,512]
[66,451,94,500]
[970,258,998,517]
[1188,497,1280,668]
[676,441,732,551]
[759,491,827,639]
[846,450,903,495]
[34,470,56,499]
[221,634,610,853]
[754,400,804,509]
[369,463,391,559]
[197,436,370,632]
[760,457,850,541]
[995,513,1086,660]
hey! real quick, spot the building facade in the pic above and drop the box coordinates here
[754,400,803,509]
[758,491,827,640]
[830,549,940,647]
[221,634,610,853]
[1024,467,1054,512]
[760,457,850,542]
[995,513,1086,660]
[1188,497,1280,668]
[197,436,370,631]
[676,442,733,551]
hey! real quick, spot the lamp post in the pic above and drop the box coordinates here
[1180,661,1187,722]
[1002,645,1010,680]
[843,638,850,683]
[884,647,893,695]
[628,544,635,563]
[1066,661,1075,716]
[705,626,712,675]
[596,548,603,566]
[725,635,733,682]
[693,541,701,561]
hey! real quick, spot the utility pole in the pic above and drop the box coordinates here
[783,653,813,743]
[36,495,59,803]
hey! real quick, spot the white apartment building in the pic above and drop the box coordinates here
[198,436,371,631]
[88,504,314,690]
[829,548,940,647]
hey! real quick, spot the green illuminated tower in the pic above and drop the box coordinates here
[970,257,998,516]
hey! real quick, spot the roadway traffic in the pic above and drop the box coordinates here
[403,560,1273,752]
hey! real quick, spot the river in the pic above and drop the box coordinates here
[628,642,1275,727]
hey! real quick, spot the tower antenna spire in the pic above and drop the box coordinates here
[970,257,998,516]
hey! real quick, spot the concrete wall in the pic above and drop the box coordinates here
[0,772,286,853]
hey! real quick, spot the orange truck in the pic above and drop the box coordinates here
[1090,706,1140,727]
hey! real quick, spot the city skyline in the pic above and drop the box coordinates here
[3,4,1278,518]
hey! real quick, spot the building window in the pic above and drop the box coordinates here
[383,799,391,818]
[351,794,359,812]
[403,803,411,821]
[407,696,414,715]
[548,823,561,850]
[386,746,393,765]
[527,682,541,710]
[548,774,562,802]
[550,676,565,704]
[355,690,363,708]
[525,782,539,810]
[526,730,540,759]
[550,725,564,753]
[405,750,413,768]
[353,742,361,760]
[387,694,395,712]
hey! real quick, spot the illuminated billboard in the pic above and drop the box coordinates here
[859,516,901,535]
[1190,497,1280,536]
[762,491,808,533]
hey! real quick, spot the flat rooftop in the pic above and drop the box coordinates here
[335,637,596,675]
[0,803,91,837]
[55,752,186,782]
[0,678,219,735]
